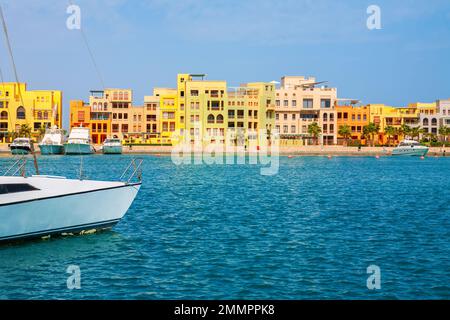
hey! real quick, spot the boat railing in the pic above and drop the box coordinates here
[3,156,27,177]
[120,158,143,184]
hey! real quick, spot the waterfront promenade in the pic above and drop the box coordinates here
[0,144,447,156]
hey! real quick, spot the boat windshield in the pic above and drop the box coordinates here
[399,141,420,147]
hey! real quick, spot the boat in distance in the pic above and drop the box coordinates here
[0,164,142,243]
[64,126,95,155]
[102,138,123,154]
[10,138,32,155]
[38,126,65,155]
[392,140,429,156]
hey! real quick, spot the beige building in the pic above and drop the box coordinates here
[275,76,337,145]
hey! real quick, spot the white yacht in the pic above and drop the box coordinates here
[10,138,32,155]
[102,138,123,154]
[64,127,95,155]
[392,140,429,156]
[38,126,65,155]
[0,159,142,243]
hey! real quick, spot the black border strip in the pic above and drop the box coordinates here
[0,182,141,207]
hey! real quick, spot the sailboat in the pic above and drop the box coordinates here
[38,126,65,155]
[0,158,142,242]
[0,5,142,243]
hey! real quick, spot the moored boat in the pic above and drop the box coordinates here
[39,126,65,155]
[64,127,95,155]
[102,138,123,154]
[392,140,429,156]
[10,138,32,155]
[0,159,142,243]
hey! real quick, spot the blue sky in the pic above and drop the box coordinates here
[0,0,449,128]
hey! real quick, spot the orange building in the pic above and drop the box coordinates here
[336,104,370,144]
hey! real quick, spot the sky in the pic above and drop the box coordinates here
[0,0,449,128]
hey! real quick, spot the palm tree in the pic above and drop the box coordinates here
[18,124,32,138]
[409,127,423,141]
[307,122,322,145]
[37,125,47,141]
[338,124,352,146]
[363,122,379,146]
[384,125,396,147]
[398,124,411,140]
[438,126,449,144]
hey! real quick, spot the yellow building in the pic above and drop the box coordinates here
[0,82,62,143]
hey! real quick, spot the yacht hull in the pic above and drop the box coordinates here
[39,144,64,155]
[10,146,31,155]
[64,143,94,155]
[103,145,123,154]
[392,148,429,156]
[0,183,141,242]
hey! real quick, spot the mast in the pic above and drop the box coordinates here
[0,5,39,175]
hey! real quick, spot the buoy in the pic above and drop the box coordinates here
[375,155,380,159]
[155,153,161,157]
[288,155,293,159]
[327,155,332,159]
[420,156,425,160]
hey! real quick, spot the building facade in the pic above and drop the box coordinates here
[336,104,370,144]
[275,76,337,145]
[0,82,62,143]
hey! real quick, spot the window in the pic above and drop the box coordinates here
[303,99,313,108]
[78,111,85,122]
[292,114,296,120]
[283,100,288,107]
[276,100,280,107]
[276,113,279,120]
[284,114,288,120]
[17,106,26,119]
[283,125,288,133]
[217,114,224,123]
[207,114,215,124]
[291,125,296,133]
[0,183,39,194]
[320,99,331,108]
[292,100,297,107]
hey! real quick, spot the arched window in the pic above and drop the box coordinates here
[43,111,48,120]
[207,114,215,124]
[423,118,429,126]
[104,102,108,110]
[93,102,97,110]
[0,110,7,120]
[17,106,25,119]
[329,113,334,121]
[119,92,124,100]
[431,118,437,126]
[216,114,224,123]
[37,111,42,119]
[323,113,328,121]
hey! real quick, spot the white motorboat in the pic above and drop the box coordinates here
[102,138,123,154]
[38,126,65,155]
[392,140,429,156]
[10,138,32,155]
[0,158,142,243]
[65,126,95,155]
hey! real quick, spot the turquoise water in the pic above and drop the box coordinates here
[0,154,449,299]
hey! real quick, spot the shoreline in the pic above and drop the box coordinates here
[0,145,448,156]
